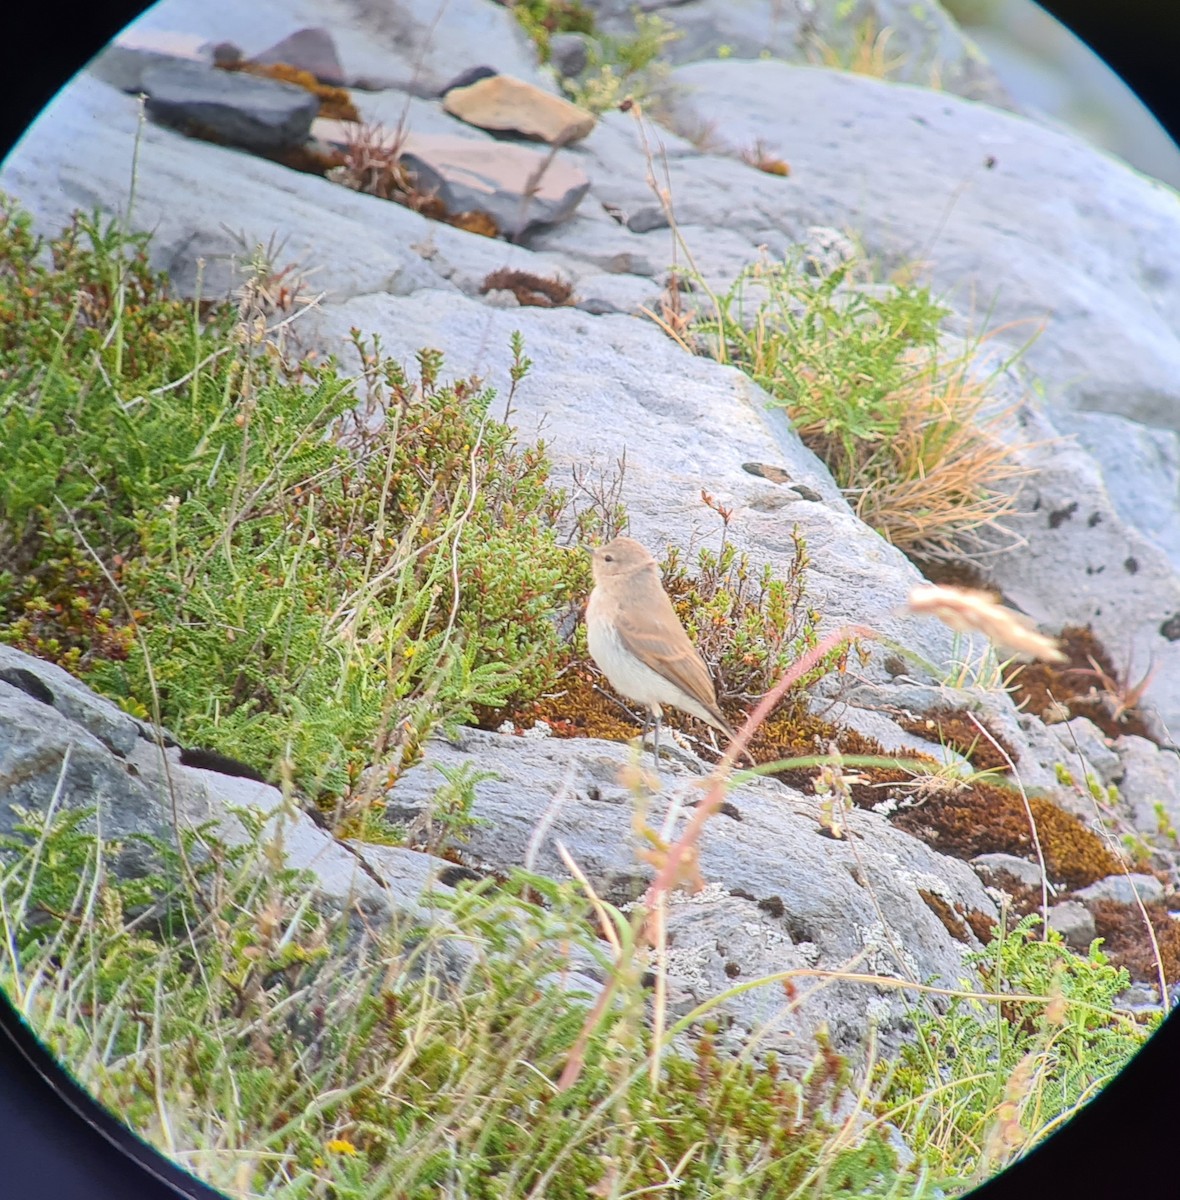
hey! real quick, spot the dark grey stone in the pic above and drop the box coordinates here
[141,59,319,153]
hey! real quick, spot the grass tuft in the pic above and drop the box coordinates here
[695,254,1029,563]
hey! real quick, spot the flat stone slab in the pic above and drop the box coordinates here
[312,120,592,236]
[443,75,596,145]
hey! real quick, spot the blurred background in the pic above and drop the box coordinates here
[945,0,1180,188]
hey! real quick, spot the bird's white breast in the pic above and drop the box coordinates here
[587,601,675,712]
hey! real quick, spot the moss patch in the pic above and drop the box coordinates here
[1004,625,1155,742]
[896,707,1014,772]
[1088,899,1180,986]
[481,269,573,308]
[219,60,360,122]
[891,782,1122,889]
[490,664,642,744]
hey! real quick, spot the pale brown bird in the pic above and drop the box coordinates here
[586,535,738,763]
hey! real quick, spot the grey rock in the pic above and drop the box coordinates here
[588,0,1009,106]
[125,738,393,910]
[1074,873,1166,907]
[334,92,493,141]
[441,65,500,95]
[250,26,345,85]
[0,649,444,924]
[971,853,1045,893]
[388,728,998,1067]
[87,30,214,93]
[1070,410,1180,572]
[981,395,1180,740]
[1113,736,1180,840]
[802,226,858,275]
[660,61,1180,433]
[398,133,591,237]
[481,287,522,308]
[1046,900,1097,949]
[818,701,967,771]
[121,0,544,99]
[0,644,141,757]
[299,286,984,681]
[527,214,663,275]
[573,271,663,315]
[1048,718,1122,788]
[549,32,592,80]
[626,205,670,234]
[0,681,161,844]
[141,60,320,153]
[1,75,452,303]
[1116,983,1163,1016]
[844,679,1070,798]
[563,108,701,221]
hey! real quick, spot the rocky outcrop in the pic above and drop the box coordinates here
[3,0,1180,1036]
[142,59,321,153]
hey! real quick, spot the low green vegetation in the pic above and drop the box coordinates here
[695,255,1027,563]
[1,806,1152,1199]
[0,197,585,798]
[510,0,596,62]
[510,0,679,113]
[880,916,1147,1184]
[563,14,681,114]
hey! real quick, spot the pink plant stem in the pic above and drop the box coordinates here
[644,625,877,908]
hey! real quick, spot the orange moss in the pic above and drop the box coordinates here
[220,60,360,122]
[449,211,500,238]
[963,906,999,944]
[892,781,1122,889]
[896,707,1014,772]
[1088,899,1180,986]
[918,889,997,945]
[919,889,969,942]
[481,269,573,308]
[494,651,1121,903]
[488,664,642,743]
[1004,624,1155,742]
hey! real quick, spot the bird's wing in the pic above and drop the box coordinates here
[614,577,728,728]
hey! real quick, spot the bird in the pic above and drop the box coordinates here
[586,535,739,764]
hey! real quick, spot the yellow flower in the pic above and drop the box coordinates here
[325,1138,358,1156]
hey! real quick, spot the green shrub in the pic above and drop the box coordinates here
[0,197,586,797]
[879,915,1153,1186]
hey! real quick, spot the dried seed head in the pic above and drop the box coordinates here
[907,583,1066,663]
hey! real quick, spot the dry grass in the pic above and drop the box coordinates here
[326,122,500,238]
[817,356,1030,560]
[808,19,908,81]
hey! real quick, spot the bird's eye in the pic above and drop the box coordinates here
[603,554,614,562]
